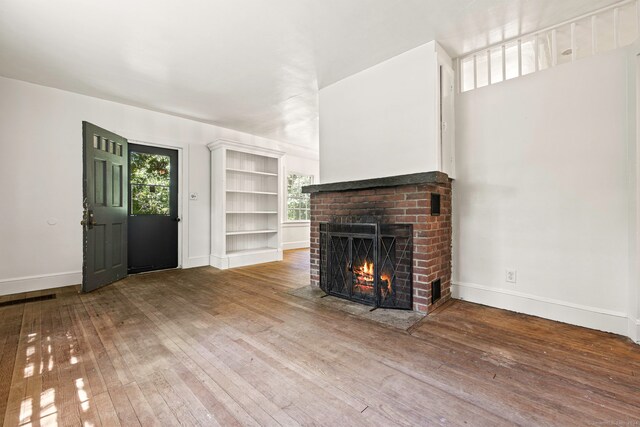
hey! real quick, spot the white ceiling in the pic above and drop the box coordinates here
[0,0,620,148]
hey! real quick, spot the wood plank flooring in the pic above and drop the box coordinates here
[1,249,639,426]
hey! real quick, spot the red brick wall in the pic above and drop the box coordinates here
[309,181,452,313]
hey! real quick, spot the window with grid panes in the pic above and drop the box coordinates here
[287,173,313,221]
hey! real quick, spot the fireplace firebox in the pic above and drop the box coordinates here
[320,221,413,309]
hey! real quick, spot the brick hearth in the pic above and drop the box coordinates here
[306,174,452,313]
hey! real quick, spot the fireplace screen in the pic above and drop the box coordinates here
[319,222,412,309]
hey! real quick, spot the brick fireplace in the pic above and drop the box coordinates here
[303,172,452,313]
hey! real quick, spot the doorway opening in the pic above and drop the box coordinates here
[82,121,181,292]
[128,143,179,274]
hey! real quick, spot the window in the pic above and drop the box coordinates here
[130,152,171,215]
[459,0,639,92]
[287,173,313,221]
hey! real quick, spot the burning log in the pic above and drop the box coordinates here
[352,262,394,299]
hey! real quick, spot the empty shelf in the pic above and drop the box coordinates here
[226,211,278,214]
[226,190,278,195]
[226,229,278,236]
[226,168,278,177]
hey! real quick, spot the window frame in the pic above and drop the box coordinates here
[285,172,313,223]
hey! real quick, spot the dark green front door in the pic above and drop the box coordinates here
[82,122,128,292]
[127,143,179,274]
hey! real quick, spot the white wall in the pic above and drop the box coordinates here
[631,45,640,342]
[319,41,448,184]
[0,76,318,295]
[453,47,636,338]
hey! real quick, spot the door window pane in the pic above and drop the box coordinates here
[130,152,171,215]
[131,185,170,215]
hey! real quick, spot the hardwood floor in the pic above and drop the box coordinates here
[1,249,639,426]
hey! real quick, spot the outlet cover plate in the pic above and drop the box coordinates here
[506,269,517,283]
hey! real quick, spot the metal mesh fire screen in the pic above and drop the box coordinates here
[319,222,413,309]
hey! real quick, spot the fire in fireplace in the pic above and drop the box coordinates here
[319,221,412,309]
[352,261,394,300]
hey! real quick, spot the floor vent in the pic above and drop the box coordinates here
[0,294,56,308]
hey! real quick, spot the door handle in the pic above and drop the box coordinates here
[173,217,181,222]
[81,210,96,229]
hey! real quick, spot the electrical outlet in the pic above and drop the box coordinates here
[506,269,517,284]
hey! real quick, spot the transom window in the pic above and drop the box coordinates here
[287,173,313,221]
[459,0,638,92]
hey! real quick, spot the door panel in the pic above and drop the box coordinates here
[93,225,106,272]
[112,165,123,206]
[112,223,124,267]
[128,143,179,274]
[94,159,106,205]
[82,122,128,292]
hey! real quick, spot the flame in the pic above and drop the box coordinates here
[381,274,392,297]
[352,262,393,298]
[363,261,373,276]
[353,261,374,278]
[353,261,374,295]
[381,274,391,286]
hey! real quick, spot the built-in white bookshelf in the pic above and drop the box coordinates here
[208,140,284,269]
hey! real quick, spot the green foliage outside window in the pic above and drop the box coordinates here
[287,173,312,221]
[130,152,171,215]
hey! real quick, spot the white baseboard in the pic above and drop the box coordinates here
[631,318,640,344]
[452,281,629,337]
[283,240,310,250]
[0,271,82,296]
[183,256,210,269]
[209,254,229,269]
[282,222,310,228]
